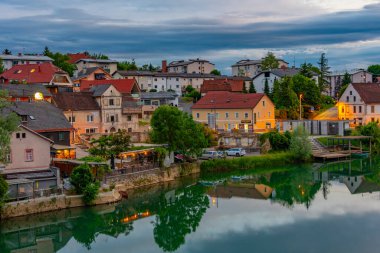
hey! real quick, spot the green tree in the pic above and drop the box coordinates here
[153,185,209,252]
[210,69,221,75]
[290,125,312,161]
[272,77,299,119]
[89,129,131,170]
[261,52,279,71]
[0,58,4,74]
[249,81,256,93]
[299,62,319,78]
[150,106,208,156]
[338,72,352,97]
[117,60,138,71]
[264,78,270,95]
[43,47,76,76]
[2,49,11,55]
[70,163,95,194]
[317,53,330,92]
[291,74,321,108]
[0,176,8,217]
[0,90,19,164]
[368,65,380,75]
[82,182,100,205]
[91,53,109,60]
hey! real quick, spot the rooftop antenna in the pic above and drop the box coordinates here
[293,55,296,68]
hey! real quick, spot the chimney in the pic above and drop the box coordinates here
[162,60,167,73]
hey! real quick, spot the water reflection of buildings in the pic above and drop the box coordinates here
[313,159,380,196]
[208,181,273,207]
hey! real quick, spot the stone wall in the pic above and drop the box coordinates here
[2,163,200,219]
[2,189,121,219]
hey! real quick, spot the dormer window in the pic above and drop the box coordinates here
[21,115,27,122]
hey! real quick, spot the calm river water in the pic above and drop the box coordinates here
[2,158,380,253]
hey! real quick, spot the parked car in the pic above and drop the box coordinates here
[226,148,246,157]
[200,150,224,160]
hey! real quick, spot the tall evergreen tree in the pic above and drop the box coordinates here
[0,58,4,74]
[264,78,270,95]
[2,49,11,55]
[317,53,330,93]
[338,72,352,97]
[249,82,256,93]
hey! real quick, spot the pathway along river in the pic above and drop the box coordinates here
[2,158,380,253]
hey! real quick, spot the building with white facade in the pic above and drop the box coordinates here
[327,69,372,98]
[337,83,380,126]
[231,59,289,78]
[0,54,53,70]
[167,59,215,74]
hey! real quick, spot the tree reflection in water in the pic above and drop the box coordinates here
[153,185,210,252]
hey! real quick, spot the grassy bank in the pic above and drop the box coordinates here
[200,152,297,174]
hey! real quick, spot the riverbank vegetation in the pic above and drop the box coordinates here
[70,163,100,205]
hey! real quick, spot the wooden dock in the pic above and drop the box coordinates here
[312,152,351,160]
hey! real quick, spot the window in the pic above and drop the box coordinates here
[341,106,344,113]
[68,116,75,123]
[116,99,120,106]
[346,96,349,102]
[196,113,200,119]
[244,113,249,119]
[16,133,21,138]
[225,112,229,119]
[216,113,219,119]
[22,133,26,138]
[353,96,356,102]
[258,112,260,118]
[262,101,265,107]
[127,115,132,121]
[128,128,132,132]
[359,106,362,113]
[371,106,375,113]
[86,128,96,134]
[268,112,271,117]
[110,115,115,122]
[350,91,352,95]
[25,149,33,162]
[372,118,375,122]
[6,151,11,163]
[235,112,239,119]
[353,106,356,113]
[109,99,114,106]
[87,115,94,122]
[59,132,65,141]
[254,113,257,124]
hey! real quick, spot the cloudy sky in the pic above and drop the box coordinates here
[1,0,380,74]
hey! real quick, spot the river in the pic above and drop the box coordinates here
[2,158,380,253]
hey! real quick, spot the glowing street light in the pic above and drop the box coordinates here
[34,92,44,101]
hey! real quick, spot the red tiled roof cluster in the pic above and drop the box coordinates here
[0,62,65,84]
[201,79,244,93]
[352,83,380,104]
[53,92,100,111]
[80,79,140,94]
[192,91,265,109]
[67,53,93,64]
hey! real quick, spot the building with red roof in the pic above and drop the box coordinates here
[67,52,93,64]
[80,79,141,95]
[0,62,73,89]
[200,79,245,95]
[192,91,275,132]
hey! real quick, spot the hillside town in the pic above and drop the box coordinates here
[0,47,380,217]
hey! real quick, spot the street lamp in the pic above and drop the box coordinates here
[34,92,44,101]
[299,93,303,121]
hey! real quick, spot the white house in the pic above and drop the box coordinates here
[327,69,372,98]
[75,59,118,76]
[337,83,380,126]
[0,54,53,70]
[252,68,318,93]
[231,59,289,78]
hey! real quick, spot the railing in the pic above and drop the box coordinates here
[7,187,64,202]
[105,162,160,183]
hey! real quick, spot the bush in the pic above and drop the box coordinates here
[82,182,100,205]
[200,152,295,173]
[289,125,312,161]
[70,163,95,194]
[0,176,8,214]
[260,130,292,151]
